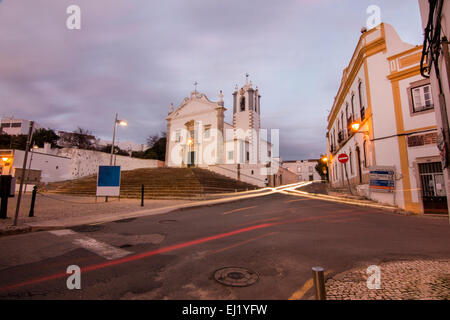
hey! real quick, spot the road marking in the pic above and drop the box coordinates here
[285,198,312,203]
[48,229,76,236]
[289,270,333,300]
[48,229,132,260]
[326,217,361,223]
[72,238,131,260]
[206,232,279,256]
[237,216,284,227]
[1,211,367,292]
[222,205,258,215]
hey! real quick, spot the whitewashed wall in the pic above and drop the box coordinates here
[8,147,163,183]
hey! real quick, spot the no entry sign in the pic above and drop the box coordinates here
[338,153,349,164]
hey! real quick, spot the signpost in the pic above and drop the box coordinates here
[338,153,352,195]
[96,166,121,198]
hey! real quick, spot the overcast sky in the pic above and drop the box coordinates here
[0,0,424,160]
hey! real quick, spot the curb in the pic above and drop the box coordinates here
[283,189,406,214]
[0,226,32,237]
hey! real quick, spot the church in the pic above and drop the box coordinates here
[165,77,273,171]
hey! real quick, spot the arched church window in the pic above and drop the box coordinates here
[240,97,245,111]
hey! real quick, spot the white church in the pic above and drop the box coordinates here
[164,77,280,186]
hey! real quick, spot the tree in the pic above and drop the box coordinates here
[147,134,159,148]
[134,132,166,161]
[98,144,129,156]
[59,127,95,149]
[32,128,59,148]
[315,156,328,181]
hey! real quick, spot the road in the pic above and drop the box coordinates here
[0,191,449,299]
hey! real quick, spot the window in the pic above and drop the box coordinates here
[358,82,365,120]
[351,94,355,120]
[240,97,245,111]
[204,125,211,139]
[411,84,433,113]
[228,151,234,160]
[11,123,22,128]
[297,167,302,173]
[363,140,368,168]
[246,151,250,162]
[349,151,353,174]
[175,130,181,142]
[1,123,11,128]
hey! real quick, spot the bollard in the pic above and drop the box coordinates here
[141,184,144,207]
[0,194,7,219]
[312,266,327,300]
[0,175,12,219]
[29,186,37,217]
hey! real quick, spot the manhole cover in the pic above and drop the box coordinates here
[159,219,177,224]
[114,218,136,223]
[72,225,103,233]
[214,267,259,287]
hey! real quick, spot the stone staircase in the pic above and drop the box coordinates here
[41,167,258,199]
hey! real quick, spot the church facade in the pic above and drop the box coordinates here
[165,78,274,175]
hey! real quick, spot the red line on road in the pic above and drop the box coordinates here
[206,232,279,256]
[0,210,367,292]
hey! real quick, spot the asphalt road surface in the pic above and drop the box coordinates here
[0,192,449,299]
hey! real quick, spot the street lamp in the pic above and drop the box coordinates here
[321,155,329,182]
[350,121,369,135]
[110,113,128,166]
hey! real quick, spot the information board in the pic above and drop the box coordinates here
[96,166,121,197]
[369,166,395,193]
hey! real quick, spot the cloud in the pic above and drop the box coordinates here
[0,0,423,159]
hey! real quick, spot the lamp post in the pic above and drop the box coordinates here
[106,113,127,202]
[24,144,39,191]
[109,113,128,166]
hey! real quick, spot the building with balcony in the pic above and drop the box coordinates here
[418,0,450,219]
[326,23,446,215]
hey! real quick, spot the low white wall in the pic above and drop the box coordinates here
[9,148,164,183]
[58,148,163,179]
[12,150,72,183]
[208,164,267,187]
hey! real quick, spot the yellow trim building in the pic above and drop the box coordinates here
[326,23,446,214]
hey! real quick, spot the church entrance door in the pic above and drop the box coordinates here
[188,151,195,167]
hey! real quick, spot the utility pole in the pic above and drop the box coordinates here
[13,121,34,226]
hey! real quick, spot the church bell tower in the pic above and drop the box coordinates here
[232,75,261,163]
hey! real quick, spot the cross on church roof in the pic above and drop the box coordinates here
[194,81,198,93]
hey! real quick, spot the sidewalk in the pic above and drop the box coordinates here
[291,182,413,214]
[0,188,273,236]
[325,259,450,300]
